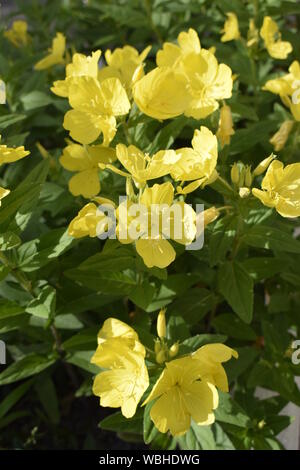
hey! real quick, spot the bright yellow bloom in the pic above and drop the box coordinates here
[35,32,66,70]
[247,19,259,47]
[98,45,151,93]
[157,308,167,339]
[91,318,149,418]
[4,20,29,47]
[217,104,235,147]
[173,126,218,194]
[252,160,300,218]
[221,13,240,42]
[0,143,30,164]
[68,201,114,238]
[60,143,116,198]
[63,76,130,145]
[269,120,294,151]
[260,17,292,60]
[103,143,179,186]
[117,182,196,268]
[133,66,190,120]
[192,344,238,392]
[134,28,232,120]
[0,187,10,207]
[143,356,219,436]
[51,50,101,97]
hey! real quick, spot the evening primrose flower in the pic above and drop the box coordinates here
[143,356,219,436]
[133,66,190,120]
[117,182,197,268]
[216,104,235,147]
[252,160,300,218]
[221,13,240,42]
[68,200,115,238]
[269,120,294,151]
[173,126,218,195]
[63,76,130,145]
[91,318,149,418]
[0,187,10,206]
[35,32,66,70]
[51,50,101,98]
[0,141,30,164]
[98,45,151,93]
[60,143,116,198]
[247,19,259,47]
[260,17,292,60]
[4,20,29,47]
[102,143,179,187]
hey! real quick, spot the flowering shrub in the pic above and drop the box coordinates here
[0,0,300,450]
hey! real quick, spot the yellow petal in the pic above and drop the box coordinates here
[68,169,100,198]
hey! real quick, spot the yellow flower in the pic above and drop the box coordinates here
[4,20,29,47]
[252,160,300,218]
[143,356,219,436]
[216,104,235,147]
[51,50,101,97]
[117,182,196,268]
[192,343,238,392]
[221,13,240,42]
[103,143,179,186]
[91,318,149,418]
[260,17,292,60]
[0,143,30,164]
[0,187,10,207]
[63,76,130,145]
[133,66,190,120]
[173,126,218,194]
[35,32,66,70]
[98,45,151,93]
[269,120,294,151]
[60,143,116,198]
[68,201,114,238]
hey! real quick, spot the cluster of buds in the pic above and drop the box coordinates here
[231,154,276,199]
[154,308,179,364]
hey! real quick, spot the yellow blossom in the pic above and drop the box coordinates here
[260,17,292,59]
[63,76,130,145]
[60,143,116,198]
[216,104,235,147]
[51,50,101,97]
[35,32,66,70]
[98,45,151,93]
[91,318,149,418]
[269,120,294,151]
[252,160,300,218]
[4,20,29,47]
[68,201,115,238]
[221,13,240,42]
[143,356,219,436]
[0,187,10,206]
[0,143,30,165]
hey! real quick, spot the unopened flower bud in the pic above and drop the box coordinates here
[270,121,294,151]
[253,154,276,176]
[204,207,220,227]
[239,187,251,198]
[231,163,239,185]
[157,308,166,339]
[238,166,245,187]
[156,350,166,364]
[169,342,179,358]
[244,166,252,187]
[154,339,161,354]
[258,419,266,430]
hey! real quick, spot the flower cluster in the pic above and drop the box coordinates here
[91,314,237,437]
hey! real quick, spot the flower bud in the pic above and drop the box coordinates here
[253,154,276,176]
[154,339,161,354]
[239,187,251,198]
[231,163,239,185]
[269,120,294,151]
[238,166,245,187]
[157,308,167,339]
[258,419,266,430]
[204,207,220,227]
[156,350,166,364]
[169,342,179,358]
[244,165,252,187]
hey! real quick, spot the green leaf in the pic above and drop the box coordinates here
[100,409,144,434]
[177,421,216,450]
[169,288,215,325]
[243,225,300,254]
[26,286,56,319]
[209,215,237,266]
[0,354,55,385]
[0,114,26,130]
[66,350,99,374]
[0,379,33,419]
[35,375,60,424]
[215,392,250,428]
[243,257,290,281]
[212,313,257,341]
[143,402,160,444]
[0,299,24,320]
[218,261,254,324]
[0,232,21,250]
[20,91,54,110]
